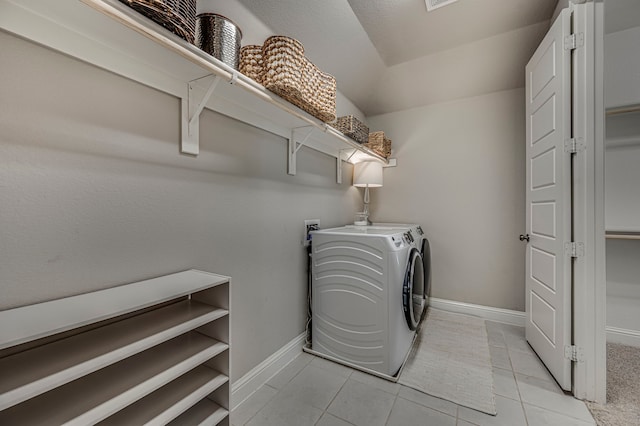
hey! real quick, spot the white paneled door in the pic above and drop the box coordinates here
[524,9,572,391]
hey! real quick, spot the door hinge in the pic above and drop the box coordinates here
[564,33,584,50]
[564,138,586,154]
[565,242,585,258]
[565,345,584,362]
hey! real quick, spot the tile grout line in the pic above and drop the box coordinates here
[395,389,462,420]
[239,355,312,426]
[507,335,595,424]
[239,386,279,426]
[383,393,399,426]
[505,329,532,426]
[314,365,353,425]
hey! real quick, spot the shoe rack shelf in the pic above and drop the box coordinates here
[0,269,231,425]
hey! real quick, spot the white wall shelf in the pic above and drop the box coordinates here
[0,269,228,350]
[0,0,393,183]
[168,398,229,426]
[0,270,231,426]
[98,366,228,425]
[606,231,640,240]
[606,105,640,116]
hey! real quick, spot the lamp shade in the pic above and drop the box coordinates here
[353,161,383,187]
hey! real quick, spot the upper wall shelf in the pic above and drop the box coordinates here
[0,0,393,183]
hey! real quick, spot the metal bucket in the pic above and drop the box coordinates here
[195,13,242,69]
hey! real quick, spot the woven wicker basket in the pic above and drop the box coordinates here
[334,115,369,144]
[239,45,263,82]
[364,131,392,159]
[261,36,306,104]
[296,60,336,123]
[119,0,196,43]
[239,36,336,123]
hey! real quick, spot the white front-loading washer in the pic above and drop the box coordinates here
[310,224,427,377]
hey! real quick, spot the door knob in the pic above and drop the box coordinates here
[519,234,530,242]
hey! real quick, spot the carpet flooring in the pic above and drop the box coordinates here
[398,309,497,415]
[587,343,640,426]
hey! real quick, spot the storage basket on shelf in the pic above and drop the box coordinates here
[334,115,369,144]
[119,0,196,43]
[364,131,392,159]
[260,36,307,102]
[196,13,242,70]
[238,36,337,123]
[239,45,263,82]
[296,60,336,123]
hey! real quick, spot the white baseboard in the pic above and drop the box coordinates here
[430,298,640,346]
[429,297,526,327]
[231,333,306,409]
[606,326,640,347]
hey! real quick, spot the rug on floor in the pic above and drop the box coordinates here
[397,308,497,415]
[587,343,640,426]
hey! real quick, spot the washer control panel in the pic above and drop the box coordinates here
[404,232,414,244]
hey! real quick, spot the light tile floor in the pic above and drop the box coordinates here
[232,321,596,426]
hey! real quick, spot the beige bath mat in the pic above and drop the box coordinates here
[398,309,497,415]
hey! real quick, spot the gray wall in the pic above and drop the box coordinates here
[0,32,360,380]
[368,89,526,311]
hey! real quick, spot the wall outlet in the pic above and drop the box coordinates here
[303,219,320,247]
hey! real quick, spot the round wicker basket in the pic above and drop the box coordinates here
[119,0,196,43]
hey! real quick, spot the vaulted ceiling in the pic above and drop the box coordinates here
[203,0,560,116]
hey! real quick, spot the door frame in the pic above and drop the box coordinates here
[570,0,607,404]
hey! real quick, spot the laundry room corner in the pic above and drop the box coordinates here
[368,89,527,312]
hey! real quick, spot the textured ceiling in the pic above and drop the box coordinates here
[229,0,559,116]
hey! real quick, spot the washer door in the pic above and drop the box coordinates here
[403,248,425,331]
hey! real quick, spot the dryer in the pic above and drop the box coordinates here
[375,223,432,323]
[310,224,428,377]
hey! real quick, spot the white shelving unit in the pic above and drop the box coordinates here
[0,0,395,183]
[0,269,231,426]
[605,107,640,235]
[604,18,640,346]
